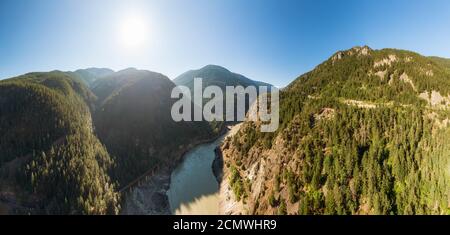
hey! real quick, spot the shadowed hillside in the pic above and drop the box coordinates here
[92,68,216,186]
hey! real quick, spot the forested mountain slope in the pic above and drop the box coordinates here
[0,72,119,214]
[92,68,215,186]
[220,46,450,215]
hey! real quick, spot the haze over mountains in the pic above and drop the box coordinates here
[1,47,450,215]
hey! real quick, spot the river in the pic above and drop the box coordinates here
[167,124,241,215]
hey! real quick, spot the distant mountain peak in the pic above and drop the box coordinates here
[69,67,115,87]
[173,65,272,89]
[74,67,114,73]
[200,64,231,73]
[119,67,139,73]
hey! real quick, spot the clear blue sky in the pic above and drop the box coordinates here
[1,0,450,87]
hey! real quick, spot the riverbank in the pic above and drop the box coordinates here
[214,124,245,215]
[121,125,231,215]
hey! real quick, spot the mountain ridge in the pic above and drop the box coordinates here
[173,64,273,89]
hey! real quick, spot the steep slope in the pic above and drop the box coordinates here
[0,72,120,214]
[93,68,215,186]
[219,46,450,215]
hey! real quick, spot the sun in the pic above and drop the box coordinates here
[118,15,148,50]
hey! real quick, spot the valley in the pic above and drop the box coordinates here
[1,47,449,215]
[0,65,264,215]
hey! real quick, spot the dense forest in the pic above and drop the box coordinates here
[220,46,450,215]
[0,72,119,214]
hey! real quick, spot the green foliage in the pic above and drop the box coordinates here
[229,165,244,201]
[290,105,449,215]
[26,131,120,214]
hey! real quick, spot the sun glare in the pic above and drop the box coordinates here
[118,15,149,50]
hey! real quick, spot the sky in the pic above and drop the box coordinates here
[1,0,450,87]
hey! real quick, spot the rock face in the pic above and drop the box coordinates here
[374,54,398,67]
[219,131,289,215]
[332,46,372,64]
[419,90,450,107]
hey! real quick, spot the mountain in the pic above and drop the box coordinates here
[67,68,114,87]
[174,64,272,91]
[174,65,273,124]
[92,68,216,186]
[219,46,450,215]
[0,71,120,214]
